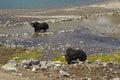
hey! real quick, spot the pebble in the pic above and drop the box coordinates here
[58,30,65,33]
[48,74,53,78]
[15,34,20,37]
[80,41,84,44]
[12,72,23,77]
[87,77,92,80]
[21,59,32,67]
[59,70,70,77]
[112,78,120,80]
[94,59,102,64]
[23,33,28,36]
[32,66,39,72]
[102,62,107,67]
[0,34,6,37]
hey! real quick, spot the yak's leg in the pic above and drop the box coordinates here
[35,28,38,32]
[43,29,47,32]
[67,60,72,64]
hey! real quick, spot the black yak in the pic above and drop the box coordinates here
[65,48,87,64]
[31,22,49,32]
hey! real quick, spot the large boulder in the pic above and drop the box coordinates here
[1,59,18,71]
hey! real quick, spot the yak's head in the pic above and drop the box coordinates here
[31,22,39,28]
[66,48,75,56]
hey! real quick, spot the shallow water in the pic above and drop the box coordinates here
[0,0,105,9]
[0,15,120,55]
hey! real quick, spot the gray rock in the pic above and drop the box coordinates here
[102,62,107,67]
[7,59,17,64]
[94,59,102,64]
[46,61,55,68]
[87,77,92,80]
[39,60,62,69]
[1,59,18,71]
[31,59,40,65]
[12,72,23,77]
[32,65,40,72]
[22,33,28,36]
[21,60,32,66]
[54,64,61,68]
[58,30,65,33]
[21,60,32,68]
[59,70,70,77]
[40,61,47,69]
[48,73,53,78]
[80,41,84,44]
[1,63,17,71]
[112,78,120,80]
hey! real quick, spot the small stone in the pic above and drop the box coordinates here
[112,77,120,80]
[58,30,65,33]
[94,59,102,64]
[31,59,40,65]
[12,72,23,77]
[50,19,56,23]
[59,70,70,77]
[109,68,113,72]
[18,73,23,77]
[23,33,28,36]
[54,64,61,68]
[102,62,107,67]
[21,60,32,69]
[31,68,36,72]
[40,61,47,69]
[87,77,92,80]
[21,60,32,66]
[46,61,55,68]
[15,34,20,37]
[54,61,62,64]
[48,74,53,78]
[80,41,84,44]
[32,65,40,72]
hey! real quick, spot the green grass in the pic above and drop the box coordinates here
[7,47,120,63]
[50,51,66,64]
[51,51,64,55]
[9,49,44,62]
[51,50,120,64]
[87,50,120,62]
[51,56,66,64]
[51,52,60,55]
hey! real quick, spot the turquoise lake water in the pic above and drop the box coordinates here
[0,0,105,9]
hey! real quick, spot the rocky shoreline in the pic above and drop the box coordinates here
[0,44,120,80]
[1,58,120,80]
[0,9,120,27]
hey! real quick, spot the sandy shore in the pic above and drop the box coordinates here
[89,0,120,9]
[0,1,120,16]
[0,0,119,27]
